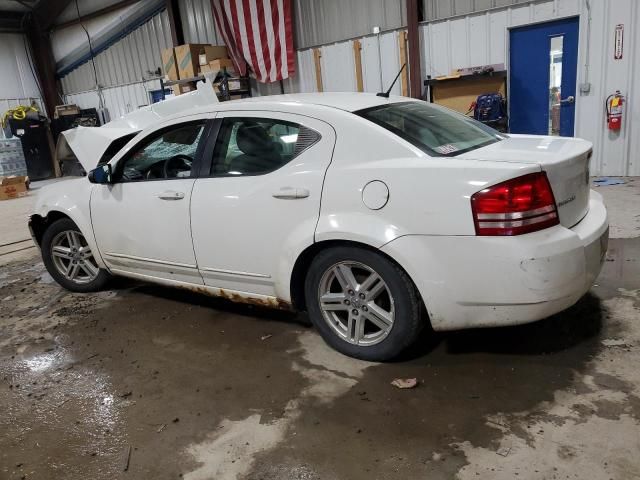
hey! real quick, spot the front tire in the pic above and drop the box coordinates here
[41,218,110,292]
[305,246,424,361]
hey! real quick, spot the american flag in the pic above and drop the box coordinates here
[211,0,295,83]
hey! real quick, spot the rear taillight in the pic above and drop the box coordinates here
[471,172,559,236]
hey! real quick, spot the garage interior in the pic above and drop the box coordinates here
[1,0,640,479]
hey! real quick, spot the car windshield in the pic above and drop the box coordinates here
[356,101,505,156]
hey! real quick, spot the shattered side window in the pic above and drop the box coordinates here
[116,122,205,182]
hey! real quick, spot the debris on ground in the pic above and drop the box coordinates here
[593,177,626,187]
[391,378,418,389]
[496,446,512,457]
[157,424,166,433]
[122,445,132,471]
[260,334,273,341]
[602,338,630,347]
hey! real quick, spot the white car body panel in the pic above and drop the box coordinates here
[190,111,336,300]
[32,92,608,329]
[31,177,107,269]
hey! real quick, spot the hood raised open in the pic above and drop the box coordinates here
[58,78,219,172]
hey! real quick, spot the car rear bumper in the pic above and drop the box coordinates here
[381,190,608,331]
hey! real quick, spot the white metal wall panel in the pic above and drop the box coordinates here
[294,0,406,49]
[60,11,172,95]
[65,79,162,121]
[416,0,639,175]
[294,49,317,93]
[320,42,356,92]
[361,35,384,93]
[0,34,41,100]
[179,0,224,45]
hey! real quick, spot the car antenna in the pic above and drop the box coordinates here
[376,63,406,98]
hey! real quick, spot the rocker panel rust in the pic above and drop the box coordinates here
[178,284,293,311]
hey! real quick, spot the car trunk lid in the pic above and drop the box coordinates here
[459,134,592,228]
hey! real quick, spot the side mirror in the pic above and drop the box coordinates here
[88,164,112,184]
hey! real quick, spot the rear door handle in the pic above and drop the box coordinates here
[272,187,310,199]
[157,191,185,200]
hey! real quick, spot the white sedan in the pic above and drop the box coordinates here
[29,92,608,361]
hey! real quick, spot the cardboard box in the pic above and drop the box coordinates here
[0,175,28,201]
[198,45,228,66]
[174,44,210,79]
[54,104,80,119]
[161,48,179,80]
[200,58,235,76]
[171,82,196,96]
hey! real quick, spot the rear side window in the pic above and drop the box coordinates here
[356,101,505,157]
[211,118,320,176]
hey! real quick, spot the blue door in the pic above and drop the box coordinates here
[509,17,579,136]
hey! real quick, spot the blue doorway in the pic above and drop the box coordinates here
[509,17,579,136]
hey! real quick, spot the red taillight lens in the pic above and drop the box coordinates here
[471,172,559,236]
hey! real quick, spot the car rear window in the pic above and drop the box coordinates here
[356,101,505,157]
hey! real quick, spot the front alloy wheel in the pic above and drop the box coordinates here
[305,246,424,361]
[50,230,100,284]
[41,218,110,292]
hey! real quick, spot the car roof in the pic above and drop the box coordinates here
[215,92,414,112]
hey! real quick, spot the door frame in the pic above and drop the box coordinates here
[506,15,581,136]
[91,113,218,281]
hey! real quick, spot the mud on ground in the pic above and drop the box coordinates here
[1,238,639,479]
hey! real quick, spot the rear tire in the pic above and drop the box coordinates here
[305,246,424,361]
[41,218,110,293]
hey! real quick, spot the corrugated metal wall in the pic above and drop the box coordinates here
[55,0,639,175]
[294,0,406,49]
[423,0,531,21]
[65,79,163,120]
[0,34,44,139]
[60,11,172,95]
[293,0,533,49]
[179,0,224,44]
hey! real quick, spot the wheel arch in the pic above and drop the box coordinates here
[30,211,74,247]
[289,238,422,312]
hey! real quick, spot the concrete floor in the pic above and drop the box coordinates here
[0,178,639,479]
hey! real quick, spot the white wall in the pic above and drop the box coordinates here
[53,0,639,175]
[293,0,640,176]
[0,34,44,138]
[0,33,42,102]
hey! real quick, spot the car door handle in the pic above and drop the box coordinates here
[272,187,310,199]
[157,191,185,200]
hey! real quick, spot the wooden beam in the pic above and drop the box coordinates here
[165,0,184,46]
[398,31,409,96]
[353,40,364,92]
[24,13,61,118]
[406,0,422,98]
[313,48,323,92]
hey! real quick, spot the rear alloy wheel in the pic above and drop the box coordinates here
[42,218,110,292]
[305,246,424,361]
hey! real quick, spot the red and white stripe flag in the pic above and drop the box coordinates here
[211,0,295,83]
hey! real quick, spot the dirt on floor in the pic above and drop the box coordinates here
[0,235,639,480]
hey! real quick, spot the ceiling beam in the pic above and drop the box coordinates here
[0,11,25,32]
[32,0,73,31]
[51,0,140,31]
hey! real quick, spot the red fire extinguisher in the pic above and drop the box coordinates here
[606,91,625,130]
